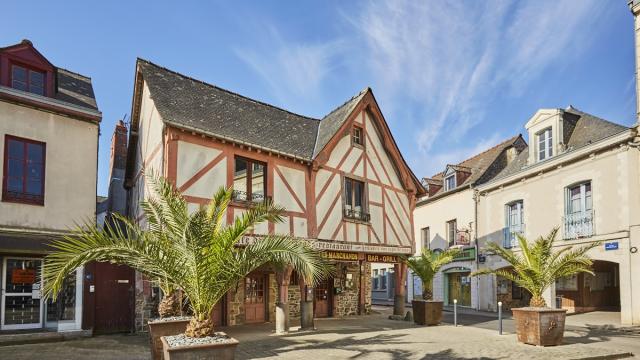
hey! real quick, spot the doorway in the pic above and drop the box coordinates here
[314,277,333,318]
[447,272,471,307]
[93,262,135,334]
[1,257,43,330]
[244,273,267,323]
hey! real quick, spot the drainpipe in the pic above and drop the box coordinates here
[473,188,480,310]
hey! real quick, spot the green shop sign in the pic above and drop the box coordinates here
[453,247,476,261]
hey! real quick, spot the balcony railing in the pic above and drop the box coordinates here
[503,224,525,249]
[343,208,371,222]
[563,210,594,239]
[232,190,270,203]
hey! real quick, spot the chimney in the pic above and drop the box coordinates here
[107,120,128,214]
[630,1,640,123]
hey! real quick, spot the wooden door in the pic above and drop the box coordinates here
[314,278,332,318]
[94,262,135,333]
[212,299,224,326]
[244,274,266,323]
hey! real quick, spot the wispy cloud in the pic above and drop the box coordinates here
[347,0,610,176]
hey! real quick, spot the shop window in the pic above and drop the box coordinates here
[3,135,46,205]
[380,269,387,290]
[233,157,267,203]
[344,177,369,221]
[511,281,523,300]
[373,269,379,289]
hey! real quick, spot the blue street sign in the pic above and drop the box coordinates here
[605,242,619,251]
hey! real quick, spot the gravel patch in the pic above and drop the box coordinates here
[148,316,192,323]
[165,333,232,348]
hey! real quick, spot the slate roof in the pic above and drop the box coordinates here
[138,59,373,161]
[423,135,524,199]
[492,107,630,181]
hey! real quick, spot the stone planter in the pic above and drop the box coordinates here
[148,317,192,360]
[411,300,443,326]
[161,333,239,360]
[512,307,567,346]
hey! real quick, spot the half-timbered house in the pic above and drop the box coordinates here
[123,59,424,330]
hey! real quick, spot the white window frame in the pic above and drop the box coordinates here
[444,174,456,191]
[504,201,524,248]
[564,181,594,238]
[446,219,457,247]
[421,227,430,250]
[537,127,553,161]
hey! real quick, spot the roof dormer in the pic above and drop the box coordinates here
[0,39,55,97]
[443,164,471,192]
[525,108,564,164]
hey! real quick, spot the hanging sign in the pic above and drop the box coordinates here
[366,254,400,263]
[12,269,36,284]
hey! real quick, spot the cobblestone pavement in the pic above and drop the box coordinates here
[0,309,637,359]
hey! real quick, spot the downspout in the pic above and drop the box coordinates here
[473,187,480,310]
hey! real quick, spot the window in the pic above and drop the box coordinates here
[373,269,379,289]
[444,174,456,191]
[537,128,553,161]
[11,65,45,96]
[565,181,593,238]
[352,126,364,146]
[446,219,457,247]
[380,269,387,290]
[233,157,266,203]
[420,227,430,250]
[344,177,369,221]
[504,201,524,248]
[3,135,46,205]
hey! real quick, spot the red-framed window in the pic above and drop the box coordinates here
[2,135,46,205]
[232,156,267,203]
[352,126,364,147]
[11,64,46,96]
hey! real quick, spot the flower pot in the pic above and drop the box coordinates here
[512,307,567,346]
[411,300,443,326]
[148,317,192,360]
[161,332,239,360]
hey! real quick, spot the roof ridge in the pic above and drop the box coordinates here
[321,87,369,120]
[137,58,320,122]
[56,66,92,81]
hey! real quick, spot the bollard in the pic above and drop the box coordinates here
[453,299,458,327]
[498,301,503,335]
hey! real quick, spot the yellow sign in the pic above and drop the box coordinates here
[366,254,399,263]
[324,251,359,261]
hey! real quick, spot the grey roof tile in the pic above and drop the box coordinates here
[54,68,98,110]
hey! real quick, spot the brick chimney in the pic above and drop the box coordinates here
[107,120,128,214]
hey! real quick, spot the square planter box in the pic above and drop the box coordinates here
[161,333,239,360]
[148,318,192,360]
[412,300,443,326]
[512,307,567,346]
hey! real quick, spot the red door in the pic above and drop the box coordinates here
[244,274,266,323]
[314,278,332,318]
[93,262,135,333]
[212,300,224,327]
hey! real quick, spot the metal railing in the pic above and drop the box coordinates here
[563,210,594,239]
[343,208,371,222]
[231,190,270,203]
[503,224,525,249]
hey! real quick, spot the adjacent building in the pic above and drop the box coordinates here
[0,40,101,332]
[123,59,424,329]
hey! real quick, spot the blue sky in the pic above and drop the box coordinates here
[3,1,637,195]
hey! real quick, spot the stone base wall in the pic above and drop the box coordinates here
[227,281,244,326]
[135,271,159,332]
[334,262,361,317]
[268,273,277,322]
[288,285,301,318]
[363,262,372,314]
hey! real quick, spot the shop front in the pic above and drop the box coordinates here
[444,267,472,307]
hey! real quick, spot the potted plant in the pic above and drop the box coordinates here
[147,282,191,360]
[473,228,599,346]
[405,247,460,325]
[43,175,330,360]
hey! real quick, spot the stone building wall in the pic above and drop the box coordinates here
[288,285,301,318]
[268,274,277,322]
[134,272,159,332]
[363,262,372,314]
[227,282,245,326]
[334,262,361,317]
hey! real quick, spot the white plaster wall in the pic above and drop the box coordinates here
[0,101,98,230]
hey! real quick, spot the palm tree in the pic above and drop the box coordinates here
[406,248,461,300]
[473,228,599,307]
[43,175,331,338]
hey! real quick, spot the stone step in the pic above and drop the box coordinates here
[0,329,91,347]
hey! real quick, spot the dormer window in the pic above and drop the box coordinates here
[444,174,456,191]
[11,64,45,96]
[352,126,364,147]
[537,127,553,161]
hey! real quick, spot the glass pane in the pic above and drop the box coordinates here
[344,180,353,207]
[26,179,42,195]
[5,259,41,293]
[12,66,27,81]
[251,162,265,201]
[30,71,44,86]
[8,139,24,159]
[8,158,24,178]
[354,181,363,211]
[27,163,42,180]
[27,143,43,163]
[233,158,248,200]
[29,85,45,96]
[7,177,23,192]
[4,296,40,325]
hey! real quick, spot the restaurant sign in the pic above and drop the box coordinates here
[237,236,413,255]
[324,251,360,261]
[366,254,400,263]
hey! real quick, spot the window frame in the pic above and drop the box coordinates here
[343,176,369,222]
[537,127,553,161]
[444,174,456,191]
[232,156,267,204]
[352,125,364,147]
[504,200,524,248]
[2,135,46,206]
[10,63,46,96]
[446,219,457,247]
[420,227,430,250]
